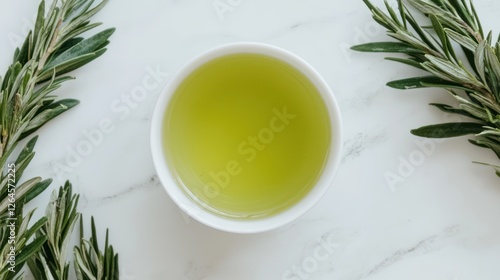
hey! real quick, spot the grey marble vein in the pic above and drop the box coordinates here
[99,174,161,203]
[342,131,387,163]
[352,225,460,280]
[261,15,345,40]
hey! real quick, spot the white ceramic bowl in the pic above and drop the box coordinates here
[150,42,342,233]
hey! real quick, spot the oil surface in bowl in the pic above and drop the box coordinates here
[163,53,331,219]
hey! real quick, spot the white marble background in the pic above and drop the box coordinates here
[1,0,500,279]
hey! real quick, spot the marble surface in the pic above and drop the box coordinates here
[1,0,500,279]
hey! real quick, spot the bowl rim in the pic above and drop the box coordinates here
[150,42,343,233]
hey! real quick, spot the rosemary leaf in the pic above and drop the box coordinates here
[353,0,500,177]
[0,0,119,278]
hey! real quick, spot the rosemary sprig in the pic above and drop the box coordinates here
[352,0,500,177]
[28,183,119,280]
[0,136,51,279]
[74,217,119,280]
[0,0,118,278]
[28,182,80,280]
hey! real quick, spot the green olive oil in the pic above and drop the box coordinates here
[163,53,331,219]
